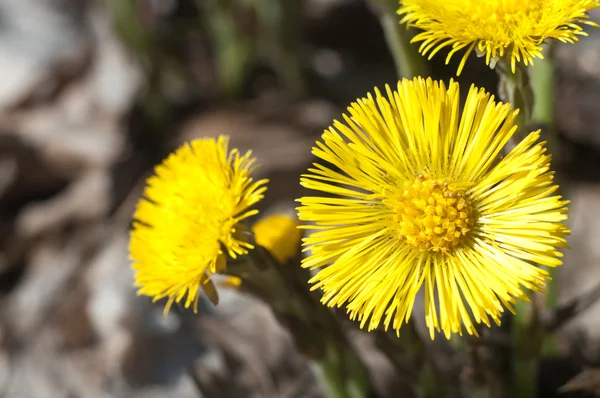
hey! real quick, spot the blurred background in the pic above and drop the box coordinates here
[1,0,600,397]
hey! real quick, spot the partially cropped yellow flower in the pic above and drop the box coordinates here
[297,77,569,339]
[398,0,600,74]
[130,136,267,313]
[252,213,302,263]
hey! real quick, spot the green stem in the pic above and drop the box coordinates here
[530,49,555,128]
[420,362,444,398]
[466,337,510,398]
[376,325,466,398]
[106,0,173,131]
[528,45,560,357]
[511,300,542,398]
[512,356,538,398]
[314,339,371,398]
[497,58,542,398]
[201,0,253,97]
[540,296,558,357]
[252,0,305,95]
[497,60,534,147]
[531,44,559,159]
[235,247,372,398]
[367,0,429,79]
[529,49,559,357]
[541,262,559,357]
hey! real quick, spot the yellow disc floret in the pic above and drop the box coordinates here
[390,173,473,252]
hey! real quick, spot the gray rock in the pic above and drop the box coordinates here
[0,0,90,108]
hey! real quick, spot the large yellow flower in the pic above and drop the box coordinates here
[297,78,569,339]
[398,0,600,74]
[130,136,267,313]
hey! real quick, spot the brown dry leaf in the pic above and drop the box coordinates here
[559,367,600,397]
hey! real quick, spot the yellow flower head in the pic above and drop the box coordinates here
[252,213,302,264]
[130,136,268,313]
[297,78,569,339]
[398,0,600,74]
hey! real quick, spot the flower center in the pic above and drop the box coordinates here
[393,173,474,252]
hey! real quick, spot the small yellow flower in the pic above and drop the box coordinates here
[130,136,268,313]
[398,0,600,74]
[297,77,569,339]
[252,213,302,263]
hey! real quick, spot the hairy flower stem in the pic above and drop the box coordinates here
[531,46,556,133]
[231,245,372,398]
[497,60,534,148]
[367,0,429,78]
[529,45,560,358]
[497,58,541,398]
